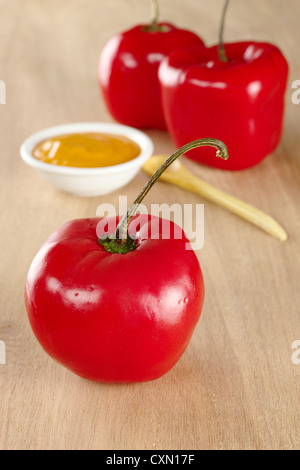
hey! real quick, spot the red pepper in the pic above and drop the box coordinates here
[25,216,204,383]
[159,1,288,170]
[25,139,228,383]
[98,0,204,130]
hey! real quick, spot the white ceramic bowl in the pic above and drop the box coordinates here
[20,122,154,196]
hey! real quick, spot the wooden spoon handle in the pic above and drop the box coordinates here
[171,172,288,242]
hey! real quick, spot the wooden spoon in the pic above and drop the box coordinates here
[142,156,288,242]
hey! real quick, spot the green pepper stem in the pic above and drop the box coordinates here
[218,0,230,62]
[115,138,229,244]
[150,0,159,30]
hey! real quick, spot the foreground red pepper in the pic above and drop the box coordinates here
[159,1,288,170]
[25,139,228,383]
[98,0,204,130]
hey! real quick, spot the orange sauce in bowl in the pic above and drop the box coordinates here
[32,133,141,168]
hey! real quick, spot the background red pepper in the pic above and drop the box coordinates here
[98,22,204,130]
[25,216,204,383]
[159,42,289,170]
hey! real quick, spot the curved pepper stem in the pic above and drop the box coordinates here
[218,0,230,62]
[150,0,159,30]
[99,139,229,254]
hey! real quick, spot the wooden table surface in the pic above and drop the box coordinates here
[1,0,300,450]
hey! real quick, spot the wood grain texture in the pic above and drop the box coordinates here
[1,0,300,450]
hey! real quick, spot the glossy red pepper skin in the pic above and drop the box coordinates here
[159,42,289,170]
[98,23,204,130]
[25,216,204,383]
